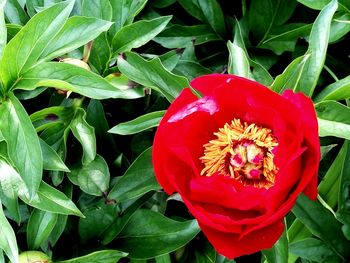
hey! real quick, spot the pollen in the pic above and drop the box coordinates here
[200,119,278,189]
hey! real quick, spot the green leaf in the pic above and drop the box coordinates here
[0,157,21,224]
[49,214,68,246]
[0,0,6,59]
[0,93,42,198]
[112,16,172,54]
[0,0,74,90]
[70,108,96,165]
[196,0,226,37]
[177,0,206,21]
[329,12,350,43]
[110,0,147,34]
[290,238,338,262]
[81,0,112,20]
[0,201,18,263]
[6,23,21,42]
[262,227,288,263]
[296,0,350,10]
[40,16,113,61]
[14,62,135,99]
[105,73,145,99]
[56,250,128,263]
[68,155,110,196]
[316,101,350,140]
[4,0,29,25]
[315,75,350,102]
[19,182,83,217]
[154,24,220,48]
[108,147,160,202]
[26,0,61,17]
[27,209,58,249]
[88,33,111,74]
[227,40,250,78]
[173,60,212,81]
[109,111,165,135]
[40,139,69,172]
[295,0,338,96]
[117,51,189,102]
[117,209,200,259]
[270,55,310,93]
[292,194,350,260]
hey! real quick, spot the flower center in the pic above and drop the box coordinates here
[200,119,278,189]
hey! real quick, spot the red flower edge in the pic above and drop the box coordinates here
[153,74,320,258]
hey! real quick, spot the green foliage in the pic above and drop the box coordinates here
[0,0,350,262]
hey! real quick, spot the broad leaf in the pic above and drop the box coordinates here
[0,201,18,263]
[40,16,113,61]
[109,111,165,135]
[117,51,189,102]
[56,250,128,263]
[0,0,6,59]
[315,75,350,102]
[70,108,96,165]
[81,0,112,20]
[0,0,74,90]
[295,0,338,96]
[4,0,28,25]
[14,62,135,99]
[112,16,172,54]
[68,155,110,196]
[40,139,69,172]
[197,0,226,37]
[290,238,337,262]
[27,209,58,249]
[0,93,42,198]
[117,209,200,259]
[108,147,160,202]
[227,40,250,78]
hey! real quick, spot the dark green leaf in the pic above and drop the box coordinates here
[40,16,113,61]
[292,194,350,260]
[173,60,212,81]
[49,214,68,246]
[154,24,220,48]
[68,155,110,196]
[109,111,165,135]
[14,62,135,99]
[56,250,128,263]
[197,0,226,37]
[0,0,74,90]
[4,0,29,25]
[70,108,96,165]
[117,209,200,259]
[88,32,111,74]
[27,209,58,249]
[290,238,337,262]
[158,50,182,71]
[117,51,189,102]
[177,0,206,21]
[0,201,18,263]
[81,0,112,20]
[316,101,350,140]
[40,139,69,172]
[112,16,172,54]
[0,93,42,198]
[295,0,338,96]
[262,227,288,263]
[108,147,160,202]
[6,23,21,42]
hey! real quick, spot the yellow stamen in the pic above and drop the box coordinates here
[200,119,278,189]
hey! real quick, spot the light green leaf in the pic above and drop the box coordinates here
[117,209,200,259]
[19,182,83,217]
[154,24,220,48]
[109,111,165,135]
[329,12,350,43]
[295,0,338,96]
[110,0,147,34]
[4,0,28,25]
[70,108,96,165]
[0,93,42,198]
[227,40,250,78]
[297,0,349,10]
[0,0,74,90]
[40,16,113,61]
[0,201,18,263]
[316,101,350,140]
[81,0,112,20]
[270,54,310,93]
[26,0,61,17]
[315,75,350,102]
[105,73,145,99]
[112,16,172,54]
[68,155,110,196]
[56,250,128,263]
[0,0,6,59]
[27,209,58,249]
[14,62,134,99]
[40,138,69,172]
[108,147,160,202]
[117,51,189,102]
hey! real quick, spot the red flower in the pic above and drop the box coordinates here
[152,74,320,258]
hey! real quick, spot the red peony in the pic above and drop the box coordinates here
[152,74,320,258]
